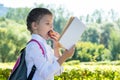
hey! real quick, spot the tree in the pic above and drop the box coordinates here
[108,9,119,22]
[81,27,100,44]
[5,7,30,24]
[50,5,71,34]
[74,42,111,62]
[109,29,120,60]
[91,9,104,24]
[100,22,114,48]
[116,18,120,29]
[0,20,29,62]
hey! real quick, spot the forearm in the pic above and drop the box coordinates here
[57,46,75,66]
[54,47,61,58]
[57,53,68,66]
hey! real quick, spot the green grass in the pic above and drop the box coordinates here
[63,60,120,71]
[0,60,120,70]
[0,62,15,69]
[0,61,120,80]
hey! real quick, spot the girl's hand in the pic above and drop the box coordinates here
[57,45,75,65]
[63,45,75,58]
[48,30,59,41]
[48,30,61,58]
[48,30,61,48]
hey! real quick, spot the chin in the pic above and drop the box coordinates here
[45,36,50,40]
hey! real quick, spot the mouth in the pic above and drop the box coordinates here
[48,30,54,38]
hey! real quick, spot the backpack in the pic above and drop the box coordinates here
[8,39,45,80]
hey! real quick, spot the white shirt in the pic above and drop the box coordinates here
[25,34,63,80]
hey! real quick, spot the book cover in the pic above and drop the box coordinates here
[59,17,86,50]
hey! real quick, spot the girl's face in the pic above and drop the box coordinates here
[32,15,54,40]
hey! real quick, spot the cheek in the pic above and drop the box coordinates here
[37,28,42,33]
[37,24,49,34]
[38,25,44,32]
[40,28,48,35]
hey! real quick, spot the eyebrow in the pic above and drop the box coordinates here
[45,19,53,23]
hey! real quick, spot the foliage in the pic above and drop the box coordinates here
[0,68,11,80]
[0,5,120,80]
[100,22,114,48]
[55,69,120,80]
[5,7,30,24]
[1,61,120,80]
[80,21,120,61]
[109,28,120,60]
[72,42,112,62]
[0,5,120,62]
[0,19,30,62]
[55,60,120,80]
[81,27,100,43]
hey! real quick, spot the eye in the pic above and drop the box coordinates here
[46,23,50,25]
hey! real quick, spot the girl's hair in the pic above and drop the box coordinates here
[26,8,52,33]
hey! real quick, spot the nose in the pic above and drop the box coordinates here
[50,24,54,29]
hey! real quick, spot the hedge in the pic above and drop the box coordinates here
[0,68,120,80]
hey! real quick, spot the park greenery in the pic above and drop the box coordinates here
[0,4,120,62]
[0,4,120,80]
[0,60,120,80]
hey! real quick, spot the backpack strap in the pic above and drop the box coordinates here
[12,48,25,73]
[27,39,45,80]
[29,39,45,56]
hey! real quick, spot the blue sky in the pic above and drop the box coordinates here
[0,0,120,17]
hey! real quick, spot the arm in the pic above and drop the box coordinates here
[53,40,75,65]
[50,31,75,66]
[57,46,75,65]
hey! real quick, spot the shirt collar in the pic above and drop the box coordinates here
[31,34,46,44]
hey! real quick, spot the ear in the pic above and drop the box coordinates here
[31,22,38,30]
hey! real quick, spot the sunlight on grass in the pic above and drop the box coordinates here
[0,62,15,69]
[63,60,120,71]
[0,61,120,71]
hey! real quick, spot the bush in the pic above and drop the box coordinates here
[55,68,120,80]
[1,61,120,80]
[0,68,11,80]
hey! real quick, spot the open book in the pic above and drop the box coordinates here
[58,17,86,50]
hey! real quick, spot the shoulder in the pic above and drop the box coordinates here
[26,42,43,56]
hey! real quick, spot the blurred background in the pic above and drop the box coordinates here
[0,0,120,80]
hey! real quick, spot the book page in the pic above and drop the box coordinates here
[59,17,86,50]
[59,17,74,40]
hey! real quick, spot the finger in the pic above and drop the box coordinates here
[69,44,75,50]
[51,34,60,41]
[50,35,57,41]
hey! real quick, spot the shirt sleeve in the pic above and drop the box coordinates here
[53,56,64,75]
[26,42,62,79]
[54,65,64,76]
